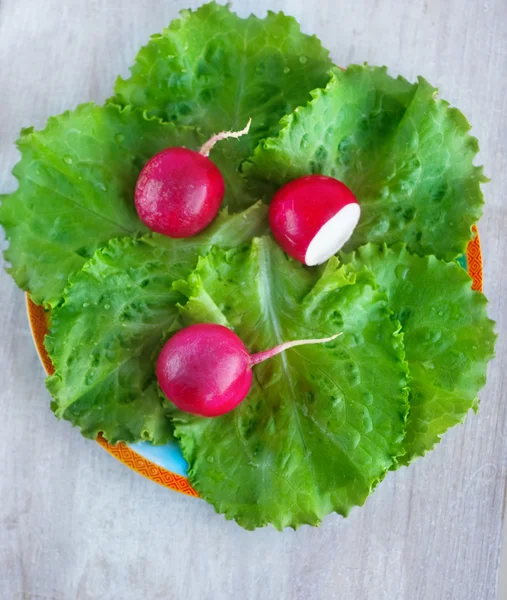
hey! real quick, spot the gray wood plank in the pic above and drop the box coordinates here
[0,1,506,599]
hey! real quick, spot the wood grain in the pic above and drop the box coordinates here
[0,1,506,599]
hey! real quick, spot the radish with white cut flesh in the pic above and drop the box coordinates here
[269,175,360,265]
[135,120,251,238]
[157,323,341,417]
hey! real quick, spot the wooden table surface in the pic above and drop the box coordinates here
[1,1,506,599]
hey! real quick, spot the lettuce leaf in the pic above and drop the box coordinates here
[170,237,409,529]
[45,203,267,445]
[246,65,486,261]
[340,244,496,463]
[0,104,194,306]
[0,103,259,308]
[113,2,332,169]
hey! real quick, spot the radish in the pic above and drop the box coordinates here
[269,175,360,265]
[156,323,342,417]
[135,120,251,238]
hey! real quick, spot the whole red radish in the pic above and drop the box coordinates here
[156,323,341,417]
[269,175,360,265]
[135,120,251,238]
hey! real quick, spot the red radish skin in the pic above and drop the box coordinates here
[156,323,341,417]
[135,148,224,238]
[269,174,361,266]
[135,120,251,238]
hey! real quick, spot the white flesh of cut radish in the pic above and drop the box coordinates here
[305,203,361,266]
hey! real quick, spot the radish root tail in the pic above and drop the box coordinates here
[249,332,343,366]
[199,119,252,157]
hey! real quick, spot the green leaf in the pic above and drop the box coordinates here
[0,104,200,306]
[45,203,268,445]
[246,65,487,261]
[171,237,409,530]
[113,2,332,167]
[0,102,258,308]
[340,244,496,463]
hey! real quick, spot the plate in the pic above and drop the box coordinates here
[26,228,483,497]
